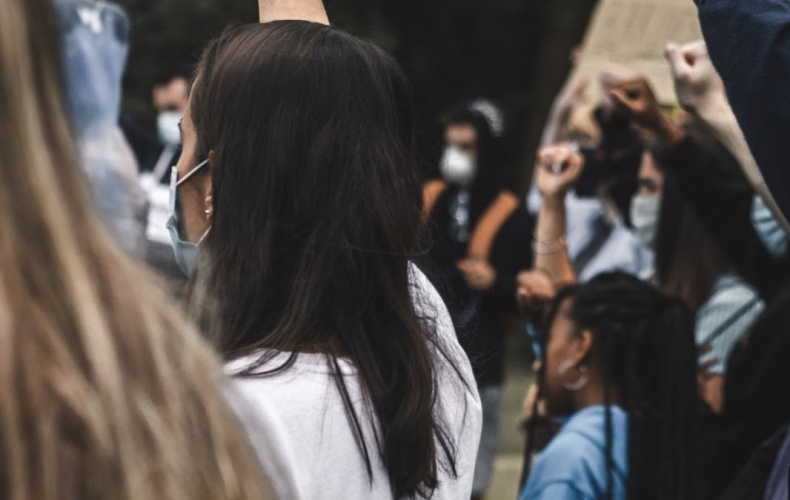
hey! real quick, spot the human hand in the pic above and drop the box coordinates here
[609,77,684,147]
[535,144,585,199]
[665,41,727,116]
[516,270,556,314]
[457,259,497,291]
[258,0,329,24]
[609,77,664,129]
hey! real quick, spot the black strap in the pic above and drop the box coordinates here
[572,216,615,277]
[700,295,761,347]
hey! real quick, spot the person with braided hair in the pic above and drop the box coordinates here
[519,272,698,500]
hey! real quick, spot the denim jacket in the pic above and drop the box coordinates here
[53,0,147,255]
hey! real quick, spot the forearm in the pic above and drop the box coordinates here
[539,106,570,147]
[696,0,790,220]
[258,0,329,24]
[695,98,790,234]
[533,196,575,285]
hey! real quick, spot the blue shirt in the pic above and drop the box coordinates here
[520,406,628,500]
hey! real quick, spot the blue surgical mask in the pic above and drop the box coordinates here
[752,195,788,258]
[166,159,210,276]
[630,195,662,249]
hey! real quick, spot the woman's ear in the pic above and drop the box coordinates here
[205,150,215,221]
[573,329,594,363]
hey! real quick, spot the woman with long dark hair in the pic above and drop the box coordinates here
[631,137,764,414]
[519,272,698,500]
[170,20,481,499]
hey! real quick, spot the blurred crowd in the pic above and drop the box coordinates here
[2,0,790,499]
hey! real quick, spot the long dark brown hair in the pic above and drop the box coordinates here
[188,21,470,498]
[652,132,733,312]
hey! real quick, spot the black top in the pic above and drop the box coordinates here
[695,0,790,222]
[419,187,533,387]
[664,136,790,500]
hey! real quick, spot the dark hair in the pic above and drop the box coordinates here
[543,272,698,500]
[442,100,512,220]
[189,21,468,498]
[650,134,733,312]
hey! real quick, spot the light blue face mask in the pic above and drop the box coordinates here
[166,159,210,276]
[752,195,788,258]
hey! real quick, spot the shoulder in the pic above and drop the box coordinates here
[520,480,596,500]
[524,432,605,500]
[409,263,479,387]
[526,408,628,500]
[222,381,304,500]
[698,275,763,329]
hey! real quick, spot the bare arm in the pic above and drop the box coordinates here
[532,145,584,286]
[666,41,790,234]
[258,0,329,24]
[539,78,589,147]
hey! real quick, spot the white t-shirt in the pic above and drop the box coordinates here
[227,265,482,500]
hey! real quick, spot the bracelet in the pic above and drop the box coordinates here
[532,235,567,255]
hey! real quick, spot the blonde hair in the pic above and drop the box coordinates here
[0,1,272,499]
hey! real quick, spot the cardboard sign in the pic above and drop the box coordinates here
[570,0,703,105]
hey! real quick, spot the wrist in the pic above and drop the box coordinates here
[655,116,685,149]
[542,192,567,207]
[695,95,736,129]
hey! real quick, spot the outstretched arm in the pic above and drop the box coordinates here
[611,77,790,300]
[694,0,790,222]
[665,40,790,234]
[258,0,329,24]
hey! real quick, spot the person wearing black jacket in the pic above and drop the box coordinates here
[612,77,790,500]
[420,100,533,500]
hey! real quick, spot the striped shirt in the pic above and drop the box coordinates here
[697,274,764,375]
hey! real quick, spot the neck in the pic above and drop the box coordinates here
[572,371,622,410]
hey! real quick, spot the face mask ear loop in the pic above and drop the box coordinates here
[176,158,210,188]
[196,227,211,247]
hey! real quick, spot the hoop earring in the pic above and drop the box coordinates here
[558,360,589,391]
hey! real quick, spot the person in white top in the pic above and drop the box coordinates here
[168,3,483,498]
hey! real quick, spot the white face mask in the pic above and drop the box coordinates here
[440,146,477,188]
[630,195,662,249]
[158,111,184,148]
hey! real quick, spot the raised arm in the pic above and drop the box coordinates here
[665,40,790,234]
[694,0,790,221]
[611,77,790,300]
[532,145,584,286]
[258,0,329,24]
